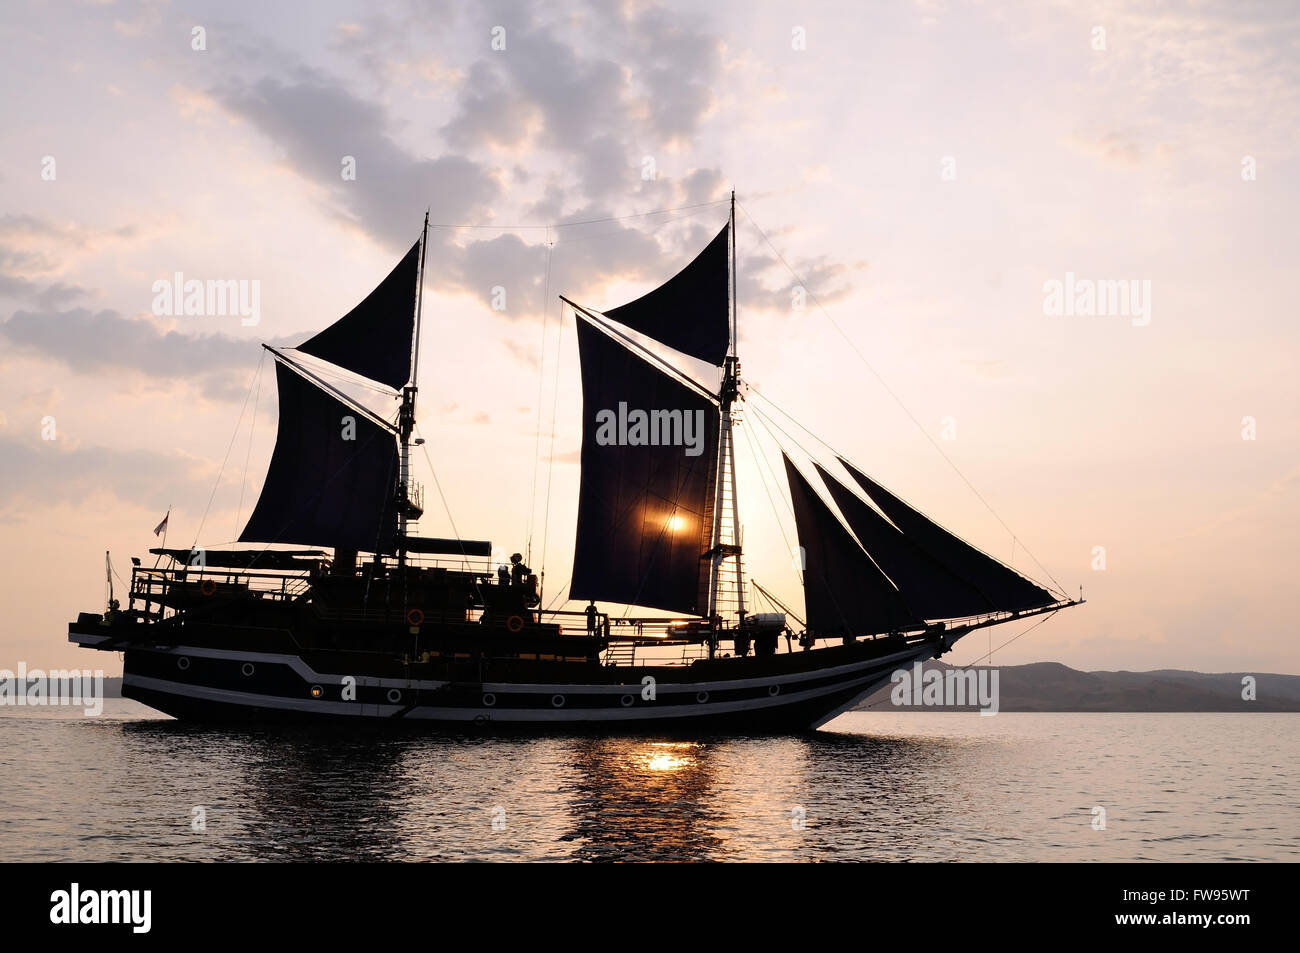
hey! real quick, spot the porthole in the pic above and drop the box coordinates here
[241,662,255,677]
[768,684,781,697]
[177,656,190,671]
[309,685,323,698]
[696,691,709,704]
[551,694,565,708]
[482,693,497,707]
[387,688,402,703]
[620,695,634,708]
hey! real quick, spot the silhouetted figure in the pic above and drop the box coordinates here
[585,601,598,636]
[510,552,530,586]
[497,564,510,587]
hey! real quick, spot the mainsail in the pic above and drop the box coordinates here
[602,223,730,365]
[297,239,421,390]
[838,458,1057,612]
[569,318,720,615]
[238,361,400,553]
[783,454,921,636]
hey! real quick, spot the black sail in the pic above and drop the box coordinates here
[783,455,920,636]
[814,463,994,620]
[239,361,399,553]
[297,239,420,390]
[839,458,1057,611]
[570,319,719,615]
[603,223,730,366]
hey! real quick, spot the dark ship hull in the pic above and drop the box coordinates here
[69,613,962,731]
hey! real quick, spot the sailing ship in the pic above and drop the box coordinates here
[68,195,1082,729]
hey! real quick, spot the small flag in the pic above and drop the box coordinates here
[153,512,169,537]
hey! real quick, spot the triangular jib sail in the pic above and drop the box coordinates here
[838,458,1057,612]
[783,454,921,636]
[814,462,995,620]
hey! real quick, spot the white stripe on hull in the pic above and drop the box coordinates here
[83,632,936,697]
[119,637,943,727]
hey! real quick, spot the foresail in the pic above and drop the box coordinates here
[839,458,1057,611]
[603,222,730,366]
[297,239,420,390]
[570,318,719,615]
[239,361,400,553]
[783,455,921,637]
[814,463,994,620]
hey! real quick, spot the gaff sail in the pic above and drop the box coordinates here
[238,360,400,553]
[569,318,720,615]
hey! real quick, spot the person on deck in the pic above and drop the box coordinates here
[509,553,531,586]
[585,601,598,636]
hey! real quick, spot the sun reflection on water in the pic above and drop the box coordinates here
[641,742,698,773]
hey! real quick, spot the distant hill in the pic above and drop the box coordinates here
[856,661,1300,712]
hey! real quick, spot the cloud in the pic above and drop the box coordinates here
[435,198,733,320]
[0,308,288,396]
[0,214,136,309]
[0,436,207,514]
[203,10,846,326]
[502,337,541,369]
[0,214,137,251]
[439,2,723,199]
[217,77,502,251]
[734,249,863,314]
[0,275,89,308]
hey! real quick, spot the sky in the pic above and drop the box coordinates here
[1,0,1296,677]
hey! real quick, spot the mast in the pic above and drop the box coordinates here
[708,191,744,624]
[398,211,429,566]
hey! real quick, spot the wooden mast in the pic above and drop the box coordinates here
[708,191,745,628]
[398,211,429,568]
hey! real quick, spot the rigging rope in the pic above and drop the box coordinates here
[536,299,567,600]
[414,422,472,570]
[233,350,265,538]
[526,229,554,563]
[962,610,1060,667]
[192,353,264,549]
[853,610,1061,711]
[736,200,1067,597]
[543,581,570,614]
[282,348,403,398]
[737,410,803,595]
